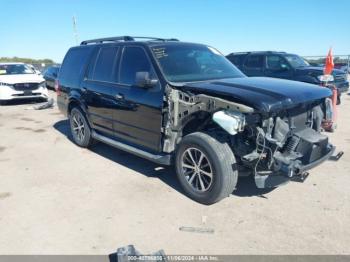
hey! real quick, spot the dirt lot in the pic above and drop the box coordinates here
[0,91,350,255]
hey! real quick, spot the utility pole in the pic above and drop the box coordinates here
[72,15,79,45]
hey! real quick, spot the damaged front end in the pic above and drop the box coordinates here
[163,87,339,189]
[231,102,336,188]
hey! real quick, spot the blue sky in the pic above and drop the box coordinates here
[1,0,349,62]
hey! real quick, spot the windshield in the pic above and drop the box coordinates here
[151,44,245,83]
[284,55,310,68]
[0,64,35,75]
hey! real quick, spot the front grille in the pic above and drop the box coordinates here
[13,93,41,97]
[334,74,347,82]
[13,83,39,91]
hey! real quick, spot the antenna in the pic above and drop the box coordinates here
[72,15,79,45]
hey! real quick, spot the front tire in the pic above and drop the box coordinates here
[175,132,238,205]
[69,107,94,147]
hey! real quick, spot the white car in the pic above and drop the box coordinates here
[0,63,48,104]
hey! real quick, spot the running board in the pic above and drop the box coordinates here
[91,131,171,165]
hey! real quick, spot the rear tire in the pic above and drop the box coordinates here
[69,107,94,148]
[175,132,238,205]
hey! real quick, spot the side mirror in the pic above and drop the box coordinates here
[135,72,158,88]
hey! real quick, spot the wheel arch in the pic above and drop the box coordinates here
[67,96,93,129]
[181,111,213,137]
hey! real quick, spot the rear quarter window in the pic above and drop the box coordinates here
[59,47,93,87]
[244,55,264,69]
[227,54,247,67]
[89,46,119,82]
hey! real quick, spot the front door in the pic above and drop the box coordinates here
[111,46,163,153]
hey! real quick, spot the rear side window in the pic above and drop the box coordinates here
[119,47,154,85]
[244,55,264,69]
[59,47,92,86]
[227,54,247,66]
[91,46,119,82]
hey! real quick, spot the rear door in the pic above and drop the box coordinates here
[82,45,120,137]
[242,54,265,76]
[111,45,164,153]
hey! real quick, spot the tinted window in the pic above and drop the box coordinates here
[152,44,244,82]
[284,54,309,68]
[52,67,59,74]
[244,55,264,68]
[227,54,247,66]
[119,47,153,85]
[267,55,287,70]
[92,46,119,82]
[59,47,92,86]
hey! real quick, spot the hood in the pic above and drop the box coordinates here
[296,66,345,76]
[0,74,45,84]
[183,77,332,112]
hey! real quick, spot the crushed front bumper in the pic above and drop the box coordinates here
[255,145,336,188]
[254,127,341,188]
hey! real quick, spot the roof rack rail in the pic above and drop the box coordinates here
[228,52,250,56]
[80,36,179,45]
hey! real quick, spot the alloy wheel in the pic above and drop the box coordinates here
[181,147,213,192]
[71,112,85,143]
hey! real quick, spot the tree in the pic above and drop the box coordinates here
[0,57,55,64]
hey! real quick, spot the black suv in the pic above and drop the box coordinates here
[57,36,336,204]
[226,51,349,103]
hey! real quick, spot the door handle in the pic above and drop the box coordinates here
[115,93,124,100]
[81,87,87,93]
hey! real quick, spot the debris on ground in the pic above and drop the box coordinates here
[109,245,167,262]
[25,98,54,110]
[179,226,215,234]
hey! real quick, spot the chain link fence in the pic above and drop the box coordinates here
[303,55,350,74]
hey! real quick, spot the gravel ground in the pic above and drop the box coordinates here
[0,91,349,255]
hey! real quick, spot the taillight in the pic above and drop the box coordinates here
[55,80,61,96]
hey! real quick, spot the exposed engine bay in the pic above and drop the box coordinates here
[163,87,336,188]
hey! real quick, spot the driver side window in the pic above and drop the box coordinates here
[267,55,289,70]
[119,47,156,86]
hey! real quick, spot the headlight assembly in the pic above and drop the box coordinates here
[317,74,334,82]
[39,81,46,88]
[212,110,246,135]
